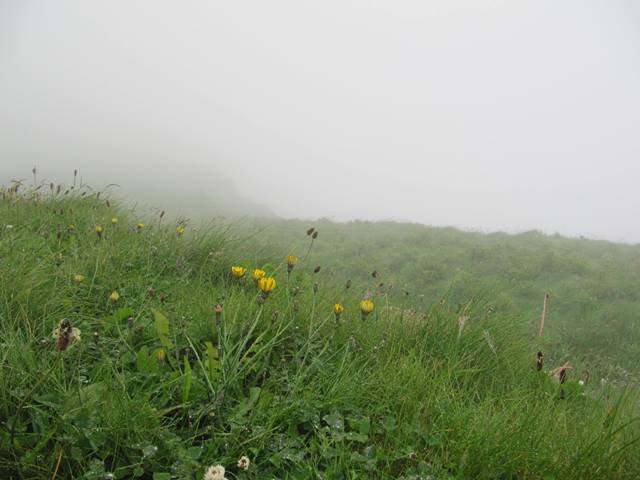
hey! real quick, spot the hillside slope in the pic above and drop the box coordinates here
[1,184,639,479]
[243,218,640,381]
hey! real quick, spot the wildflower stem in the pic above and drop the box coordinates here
[10,353,63,450]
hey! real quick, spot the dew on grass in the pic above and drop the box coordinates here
[142,444,158,457]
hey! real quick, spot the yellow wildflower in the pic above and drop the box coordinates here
[73,274,85,283]
[176,225,185,236]
[252,268,266,282]
[136,222,145,230]
[111,217,118,225]
[109,290,120,303]
[360,299,374,319]
[259,276,277,295]
[231,266,246,278]
[287,255,298,274]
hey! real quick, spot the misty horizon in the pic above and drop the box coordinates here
[2,1,639,242]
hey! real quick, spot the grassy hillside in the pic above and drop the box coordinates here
[244,218,640,382]
[1,184,639,479]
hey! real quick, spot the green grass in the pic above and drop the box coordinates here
[1,183,639,479]
[243,218,640,382]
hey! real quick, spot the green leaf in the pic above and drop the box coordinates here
[152,308,174,349]
[323,412,344,433]
[136,346,150,373]
[205,341,220,381]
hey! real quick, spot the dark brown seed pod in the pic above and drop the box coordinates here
[536,351,544,371]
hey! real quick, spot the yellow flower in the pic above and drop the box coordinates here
[176,225,185,236]
[109,290,120,303]
[73,274,85,283]
[252,268,266,282]
[156,348,166,362]
[259,276,277,294]
[334,303,344,315]
[286,255,298,274]
[231,266,246,278]
[111,217,118,225]
[137,222,145,230]
[68,223,76,231]
[95,224,103,234]
[360,299,374,318]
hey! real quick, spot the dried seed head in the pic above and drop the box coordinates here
[313,265,321,273]
[536,351,544,371]
[312,231,318,239]
[306,227,315,236]
[53,319,81,352]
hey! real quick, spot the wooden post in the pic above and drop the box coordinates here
[538,293,549,337]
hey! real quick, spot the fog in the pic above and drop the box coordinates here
[2,1,639,241]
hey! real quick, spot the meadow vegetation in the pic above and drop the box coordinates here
[1,181,639,479]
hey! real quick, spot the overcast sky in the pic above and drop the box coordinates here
[2,1,639,242]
